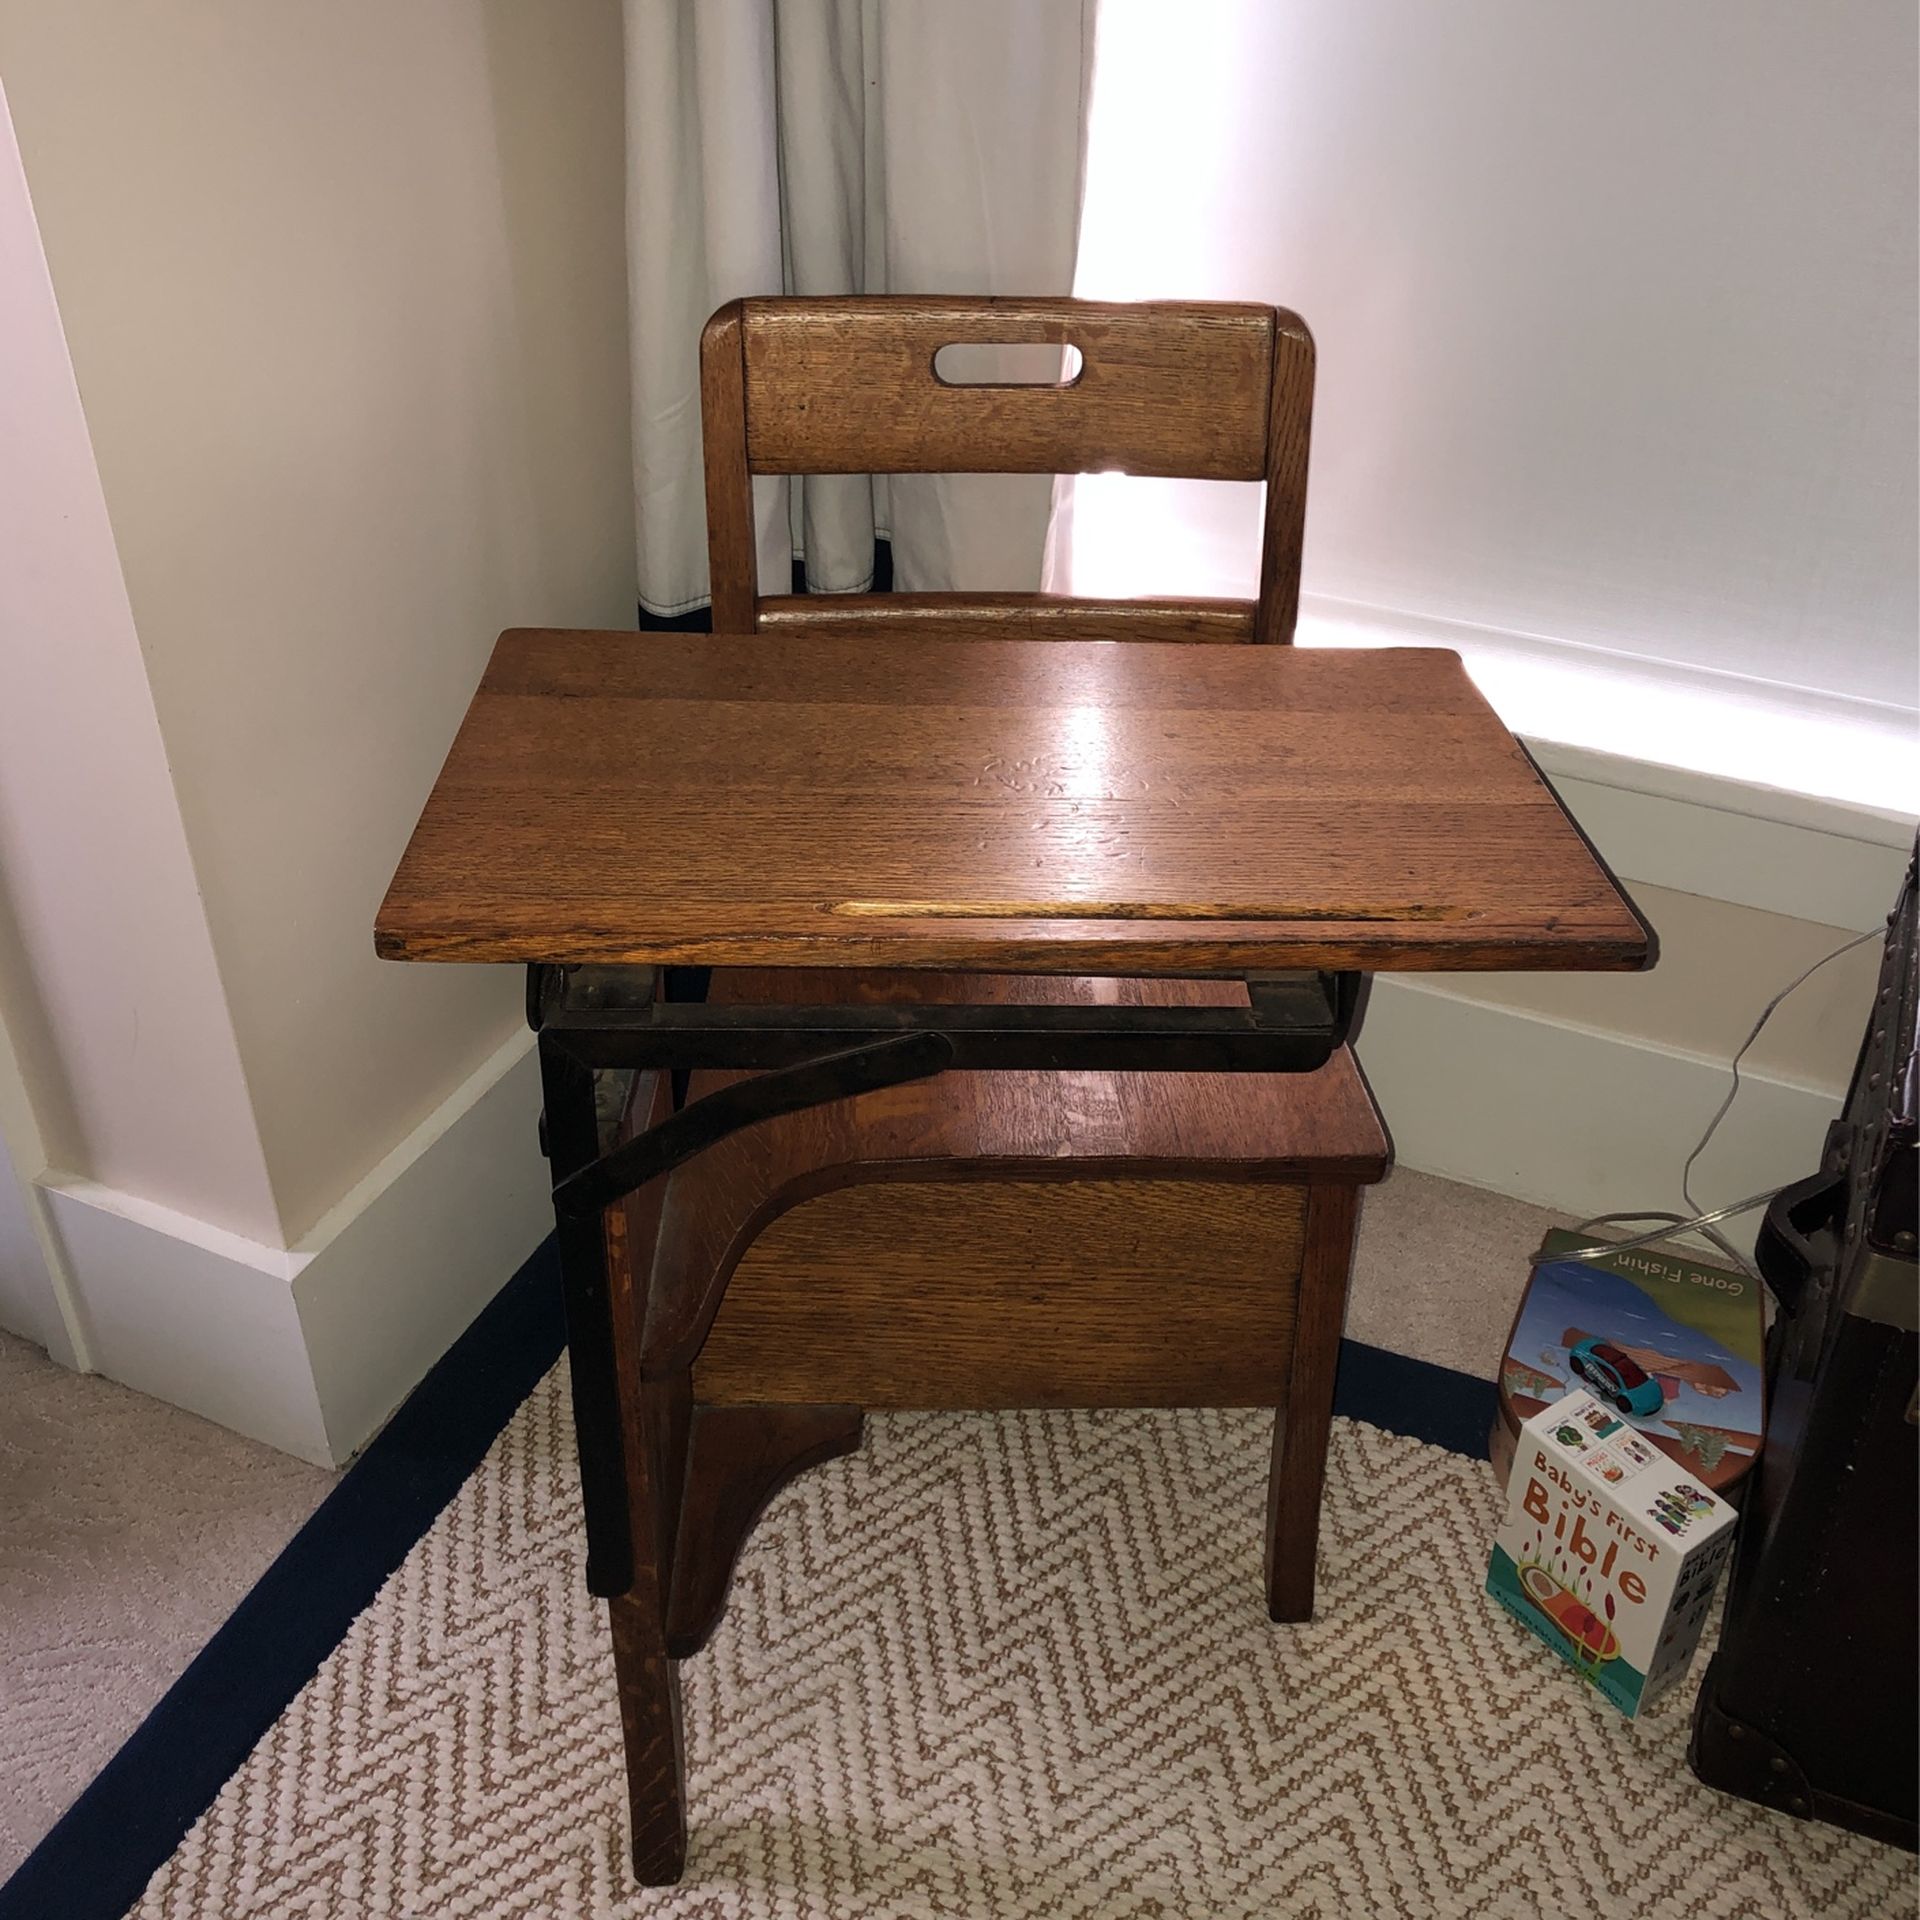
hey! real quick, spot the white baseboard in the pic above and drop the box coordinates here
[39,1027,549,1466]
[38,1179,329,1459]
[293,1033,550,1463]
[1529,743,1910,932]
[1355,978,1843,1233]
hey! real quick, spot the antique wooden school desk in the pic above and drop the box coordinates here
[376,625,1650,1882]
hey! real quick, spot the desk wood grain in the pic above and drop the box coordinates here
[375,629,1650,974]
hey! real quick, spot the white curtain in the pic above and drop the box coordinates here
[624,0,1095,616]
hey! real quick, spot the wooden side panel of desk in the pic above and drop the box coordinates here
[693,1179,1308,1408]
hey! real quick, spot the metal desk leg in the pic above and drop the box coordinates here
[537,1029,688,1884]
[537,1031,636,1597]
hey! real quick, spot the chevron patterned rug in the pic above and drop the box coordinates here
[128,1366,1907,1920]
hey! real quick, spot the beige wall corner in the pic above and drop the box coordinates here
[36,1180,329,1462]
[0,6,633,1456]
[0,74,282,1248]
[0,0,633,1242]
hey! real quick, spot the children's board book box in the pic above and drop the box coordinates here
[1488,1389,1737,1718]
[1491,1229,1766,1501]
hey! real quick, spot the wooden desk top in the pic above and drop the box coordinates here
[374,628,1650,975]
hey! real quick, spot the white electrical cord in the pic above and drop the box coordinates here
[1531,924,1888,1278]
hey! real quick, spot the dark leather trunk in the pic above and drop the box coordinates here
[1689,838,1918,1850]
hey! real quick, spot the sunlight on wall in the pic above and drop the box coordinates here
[1059,0,1918,815]
[1060,0,1255,600]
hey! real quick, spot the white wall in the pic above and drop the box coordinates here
[0,3,636,1459]
[1065,0,1916,1236]
[0,1142,52,1353]
[1073,0,1918,715]
[0,72,281,1247]
[1356,862,1901,1233]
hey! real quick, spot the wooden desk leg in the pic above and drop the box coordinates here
[608,1572,688,1884]
[1264,1183,1361,1623]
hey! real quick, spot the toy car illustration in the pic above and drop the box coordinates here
[1568,1338,1665,1417]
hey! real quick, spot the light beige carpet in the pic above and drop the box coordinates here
[131,1367,1910,1919]
[0,1331,333,1876]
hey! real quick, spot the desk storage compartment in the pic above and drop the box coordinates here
[696,1176,1313,1409]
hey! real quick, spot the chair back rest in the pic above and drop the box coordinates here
[700,295,1314,643]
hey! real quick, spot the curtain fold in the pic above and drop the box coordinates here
[624,0,1095,616]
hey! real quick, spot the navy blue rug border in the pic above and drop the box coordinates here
[0,1240,1491,1920]
[1333,1338,1494,1461]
